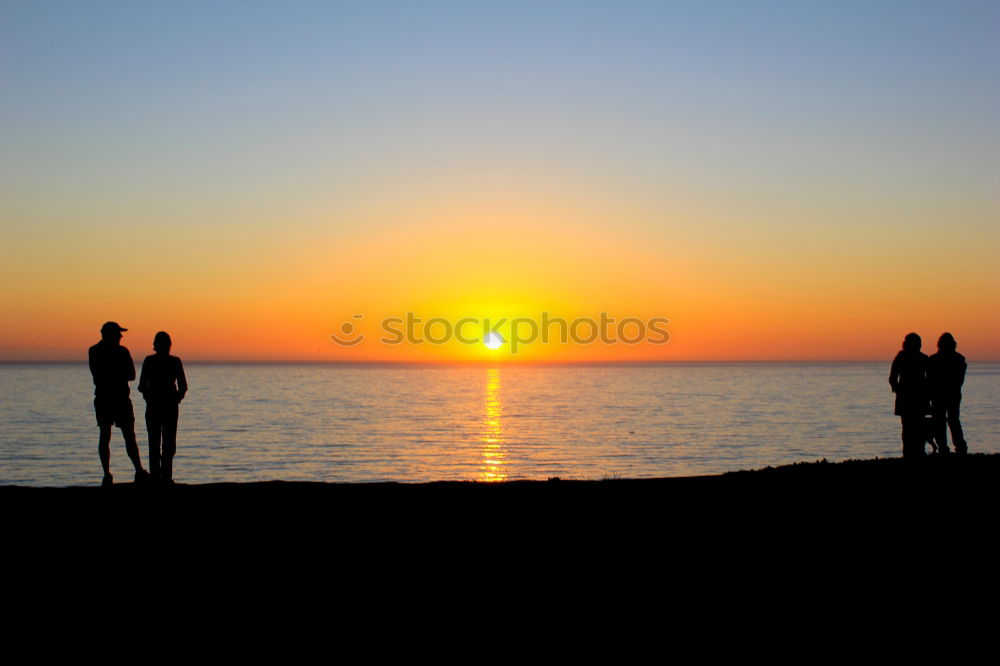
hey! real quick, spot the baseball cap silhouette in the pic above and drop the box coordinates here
[100,321,128,334]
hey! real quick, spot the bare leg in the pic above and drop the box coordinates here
[99,424,112,477]
[122,424,146,474]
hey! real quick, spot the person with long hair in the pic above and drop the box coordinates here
[928,332,968,455]
[888,333,930,458]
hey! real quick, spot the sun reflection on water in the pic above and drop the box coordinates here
[478,367,508,482]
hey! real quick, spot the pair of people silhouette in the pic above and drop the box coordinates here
[888,332,967,458]
[88,321,187,485]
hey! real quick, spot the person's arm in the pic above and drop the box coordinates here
[175,358,188,403]
[138,357,149,396]
[89,346,100,385]
[888,357,900,393]
[124,349,136,382]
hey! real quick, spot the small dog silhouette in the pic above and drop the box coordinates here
[924,415,939,454]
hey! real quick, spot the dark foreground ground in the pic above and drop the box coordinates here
[6,453,997,533]
[6,455,999,614]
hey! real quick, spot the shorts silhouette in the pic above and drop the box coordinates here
[94,397,135,428]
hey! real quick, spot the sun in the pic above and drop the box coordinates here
[484,333,505,350]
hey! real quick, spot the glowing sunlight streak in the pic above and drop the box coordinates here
[478,368,508,482]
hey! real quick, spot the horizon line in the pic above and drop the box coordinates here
[3,358,997,365]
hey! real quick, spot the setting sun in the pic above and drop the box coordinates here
[484,333,505,351]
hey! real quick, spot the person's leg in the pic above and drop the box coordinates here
[161,404,178,482]
[122,424,146,475]
[949,400,967,454]
[117,399,147,480]
[901,416,918,457]
[96,398,114,483]
[904,414,928,457]
[98,423,112,481]
[146,406,162,481]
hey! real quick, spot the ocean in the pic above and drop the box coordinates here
[1,362,997,486]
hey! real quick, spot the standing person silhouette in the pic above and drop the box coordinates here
[928,332,968,455]
[89,321,150,485]
[139,332,187,484]
[888,332,930,458]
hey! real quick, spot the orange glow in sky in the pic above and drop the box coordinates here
[2,4,997,362]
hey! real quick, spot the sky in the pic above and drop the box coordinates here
[2,1,998,361]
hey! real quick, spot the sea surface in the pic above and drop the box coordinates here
[1,362,997,486]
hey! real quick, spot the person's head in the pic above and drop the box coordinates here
[100,321,127,345]
[938,332,957,352]
[153,331,172,355]
[902,332,921,352]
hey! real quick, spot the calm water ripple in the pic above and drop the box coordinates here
[1,362,997,486]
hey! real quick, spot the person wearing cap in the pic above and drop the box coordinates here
[138,331,187,483]
[927,332,968,455]
[89,322,151,485]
